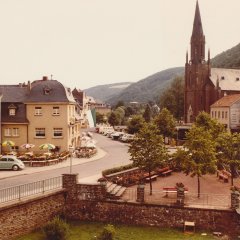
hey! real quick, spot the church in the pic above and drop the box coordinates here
[184,1,240,123]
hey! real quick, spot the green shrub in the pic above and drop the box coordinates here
[96,224,116,240]
[102,163,135,176]
[43,217,70,240]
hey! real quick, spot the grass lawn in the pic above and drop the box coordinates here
[17,221,216,240]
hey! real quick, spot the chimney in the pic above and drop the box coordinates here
[27,81,31,91]
[42,76,48,81]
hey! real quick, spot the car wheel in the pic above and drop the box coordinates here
[12,165,19,171]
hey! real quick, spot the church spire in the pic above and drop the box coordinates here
[192,0,203,37]
[190,0,205,63]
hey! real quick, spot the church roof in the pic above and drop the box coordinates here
[211,94,240,107]
[210,68,240,90]
[192,0,204,37]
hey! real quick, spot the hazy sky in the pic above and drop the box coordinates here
[0,0,240,90]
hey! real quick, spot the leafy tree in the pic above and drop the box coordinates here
[159,76,184,120]
[195,112,225,139]
[124,106,136,117]
[114,107,125,124]
[114,101,125,109]
[143,104,152,123]
[96,112,107,124]
[184,125,217,197]
[128,123,168,195]
[108,112,120,127]
[127,115,145,134]
[154,108,176,140]
[216,132,240,186]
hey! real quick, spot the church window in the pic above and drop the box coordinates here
[222,111,224,119]
[214,111,217,118]
[218,111,220,119]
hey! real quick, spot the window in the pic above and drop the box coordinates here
[218,111,220,119]
[225,111,228,119]
[35,128,45,137]
[214,111,217,118]
[12,128,19,136]
[9,109,16,116]
[35,107,42,116]
[222,111,224,119]
[4,128,11,136]
[53,128,63,137]
[52,107,60,115]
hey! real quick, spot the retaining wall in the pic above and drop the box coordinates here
[0,190,66,240]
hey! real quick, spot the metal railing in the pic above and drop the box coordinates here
[0,176,62,204]
[121,188,231,209]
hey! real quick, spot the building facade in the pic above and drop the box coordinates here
[211,94,240,132]
[0,77,81,153]
[184,1,240,123]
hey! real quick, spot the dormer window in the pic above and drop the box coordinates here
[9,108,16,116]
[43,86,52,95]
[8,104,17,116]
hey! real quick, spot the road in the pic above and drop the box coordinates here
[0,133,131,189]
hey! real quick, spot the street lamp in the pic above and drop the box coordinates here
[69,146,74,174]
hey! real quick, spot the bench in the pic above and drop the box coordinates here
[161,169,173,176]
[184,221,195,232]
[217,170,231,183]
[163,187,188,197]
[145,175,158,182]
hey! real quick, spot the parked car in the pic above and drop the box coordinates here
[0,155,25,170]
[121,134,135,143]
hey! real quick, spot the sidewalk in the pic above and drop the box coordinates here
[0,147,106,181]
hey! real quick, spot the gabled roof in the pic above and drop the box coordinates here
[211,94,240,108]
[210,68,240,90]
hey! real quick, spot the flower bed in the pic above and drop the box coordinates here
[75,147,97,158]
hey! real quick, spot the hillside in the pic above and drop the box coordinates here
[106,67,184,105]
[211,43,240,69]
[84,82,132,102]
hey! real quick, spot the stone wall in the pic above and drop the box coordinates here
[0,190,66,240]
[65,200,240,235]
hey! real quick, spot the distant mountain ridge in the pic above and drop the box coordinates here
[84,82,133,102]
[106,67,184,105]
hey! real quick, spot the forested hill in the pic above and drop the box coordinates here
[84,82,132,102]
[106,67,184,105]
[211,42,240,68]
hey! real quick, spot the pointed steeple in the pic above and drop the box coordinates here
[192,0,203,37]
[190,0,205,63]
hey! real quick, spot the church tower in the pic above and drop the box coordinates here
[184,1,211,123]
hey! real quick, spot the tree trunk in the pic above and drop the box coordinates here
[197,175,200,198]
[230,165,234,186]
[149,170,152,195]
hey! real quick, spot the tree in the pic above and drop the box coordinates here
[108,112,120,127]
[154,108,176,140]
[184,125,217,197]
[128,123,168,195]
[216,132,240,186]
[114,107,125,124]
[96,112,107,124]
[195,112,225,139]
[114,101,125,109]
[143,104,152,122]
[159,76,184,120]
[125,106,135,117]
[127,115,145,134]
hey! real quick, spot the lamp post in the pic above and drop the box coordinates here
[69,146,74,174]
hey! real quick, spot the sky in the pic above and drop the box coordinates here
[0,0,240,90]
